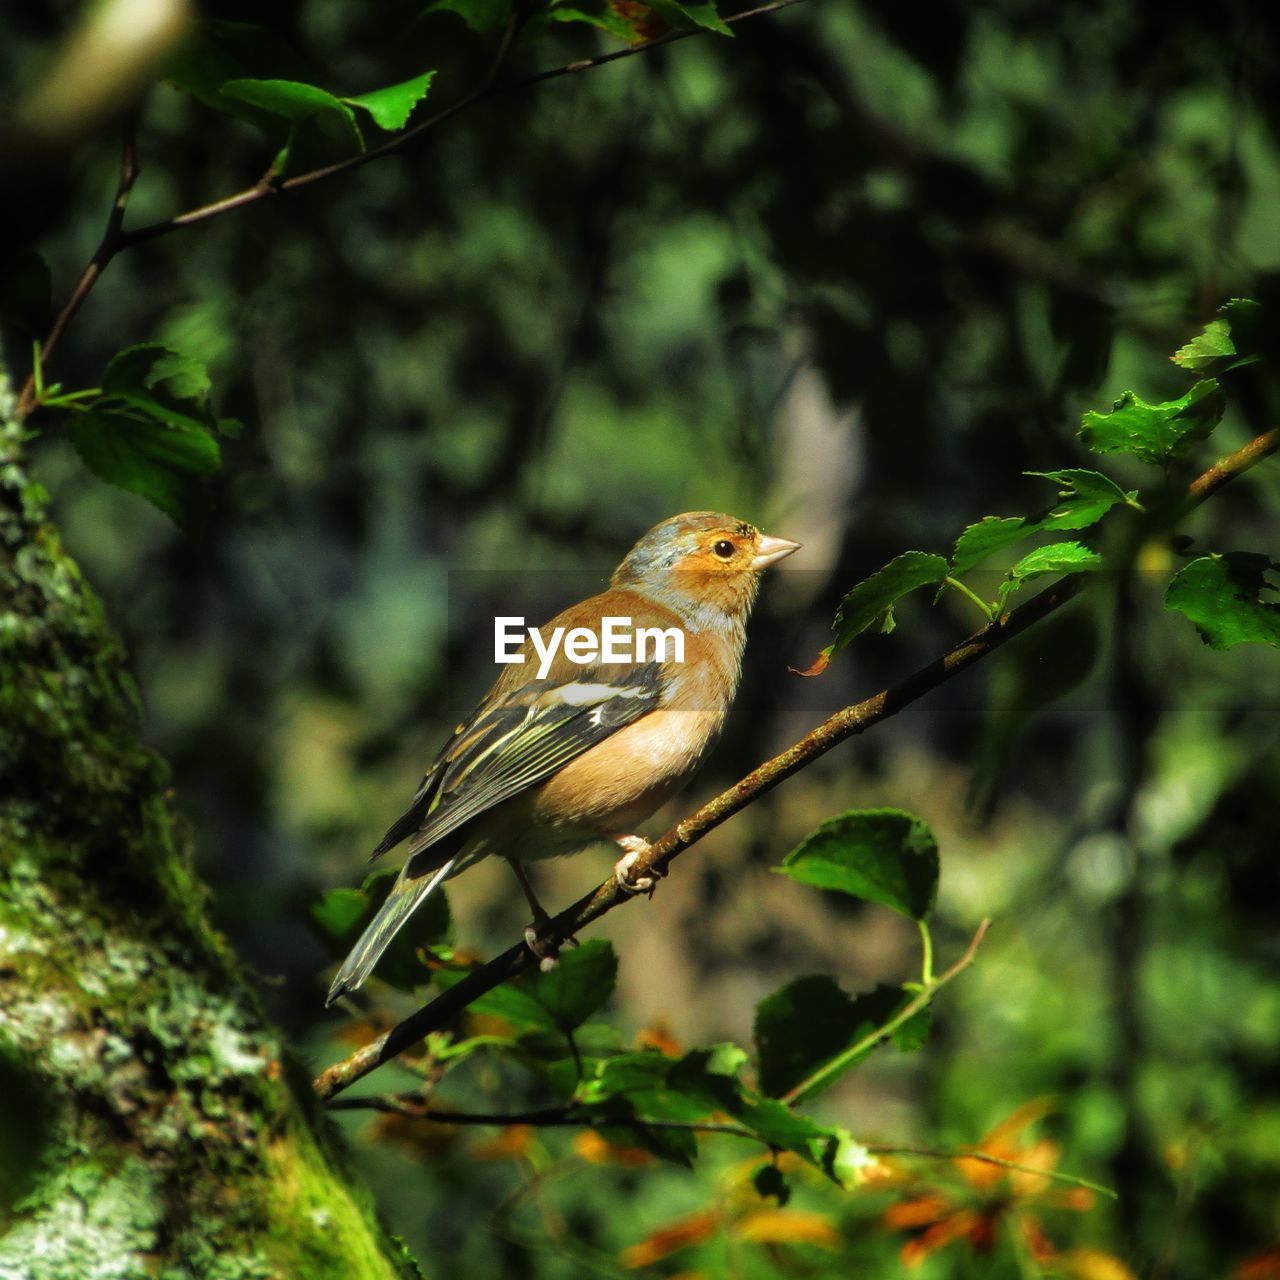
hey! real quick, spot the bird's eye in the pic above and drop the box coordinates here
[712,539,735,559]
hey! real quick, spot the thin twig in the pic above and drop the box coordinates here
[109,0,810,252]
[781,920,990,1106]
[325,1087,1117,1197]
[863,1145,1118,1200]
[17,121,139,416]
[312,426,1279,1104]
[17,0,809,421]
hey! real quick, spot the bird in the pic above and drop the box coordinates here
[325,511,800,1006]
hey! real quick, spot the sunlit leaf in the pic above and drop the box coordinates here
[1171,298,1262,374]
[1078,379,1224,464]
[221,78,363,148]
[997,541,1103,611]
[775,808,939,920]
[734,1209,841,1248]
[802,551,949,673]
[344,72,436,131]
[1165,553,1280,650]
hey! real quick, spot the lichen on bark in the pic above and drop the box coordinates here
[0,369,419,1280]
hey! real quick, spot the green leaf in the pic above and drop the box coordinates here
[950,517,1030,576]
[1171,298,1263,374]
[67,409,220,527]
[1165,554,1280,650]
[221,78,363,149]
[1026,469,1139,530]
[102,345,215,431]
[1078,379,1225,464]
[736,1101,868,1185]
[426,0,514,35]
[644,0,733,35]
[527,939,617,1030]
[775,808,939,921]
[830,551,949,651]
[544,4,642,40]
[754,977,916,1098]
[997,540,1103,611]
[442,940,618,1033]
[344,72,436,131]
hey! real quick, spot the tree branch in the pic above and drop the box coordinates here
[16,120,139,417]
[16,0,810,418]
[312,426,1279,1104]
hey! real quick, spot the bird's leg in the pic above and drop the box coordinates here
[506,857,574,972]
[612,834,664,896]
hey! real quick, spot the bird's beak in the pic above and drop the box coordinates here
[751,533,801,570]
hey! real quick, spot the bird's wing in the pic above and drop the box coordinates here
[371,661,664,863]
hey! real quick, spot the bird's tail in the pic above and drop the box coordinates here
[325,857,457,1006]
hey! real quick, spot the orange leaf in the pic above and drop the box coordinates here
[621,1211,720,1269]
[1057,1247,1140,1280]
[901,1210,983,1267]
[883,1194,951,1231]
[791,647,832,677]
[471,1124,534,1161]
[1237,1246,1280,1280]
[735,1210,841,1249]
[636,1020,683,1057]
[573,1129,654,1168]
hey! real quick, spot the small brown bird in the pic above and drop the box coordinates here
[326,511,799,1005]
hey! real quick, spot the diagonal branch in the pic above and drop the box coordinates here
[16,120,139,417]
[17,0,810,417]
[312,426,1279,1103]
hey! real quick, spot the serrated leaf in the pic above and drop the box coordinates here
[1171,298,1263,374]
[1027,469,1138,530]
[222,78,363,149]
[775,809,939,921]
[102,344,217,433]
[67,409,219,527]
[997,541,1103,612]
[754,977,919,1098]
[1078,379,1224,464]
[344,72,435,131]
[827,551,949,654]
[426,0,514,35]
[950,517,1029,576]
[1165,554,1280,650]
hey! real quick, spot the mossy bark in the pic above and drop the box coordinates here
[0,371,419,1280]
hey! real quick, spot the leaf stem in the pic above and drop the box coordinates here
[918,920,934,986]
[779,919,991,1107]
[942,575,996,623]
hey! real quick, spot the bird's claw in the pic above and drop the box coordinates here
[613,838,663,896]
[523,924,578,971]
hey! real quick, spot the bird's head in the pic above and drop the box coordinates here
[611,511,800,629]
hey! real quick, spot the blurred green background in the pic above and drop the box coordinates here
[5,0,1279,1275]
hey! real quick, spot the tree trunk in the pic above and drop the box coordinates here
[0,369,416,1280]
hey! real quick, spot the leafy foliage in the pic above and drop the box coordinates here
[63,345,237,527]
[1165,554,1280,650]
[1078,380,1225,465]
[775,808,939,920]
